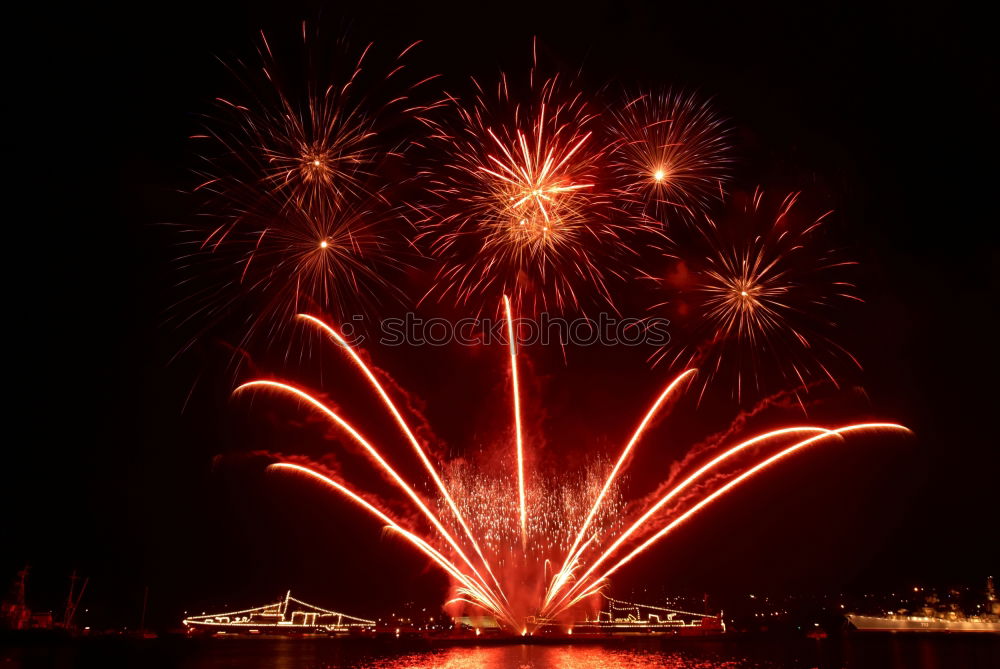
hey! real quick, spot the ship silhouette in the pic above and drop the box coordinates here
[183,591,374,636]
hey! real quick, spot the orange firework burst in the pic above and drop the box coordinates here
[221,51,377,212]
[175,196,402,351]
[177,28,427,351]
[609,90,732,223]
[234,300,907,633]
[412,50,660,315]
[649,189,862,404]
[194,29,408,210]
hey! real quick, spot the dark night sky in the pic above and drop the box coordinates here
[4,1,996,628]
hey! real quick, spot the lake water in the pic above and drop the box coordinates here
[5,635,1000,669]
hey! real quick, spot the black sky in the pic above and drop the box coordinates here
[3,1,996,628]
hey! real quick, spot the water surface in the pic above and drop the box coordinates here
[5,635,999,669]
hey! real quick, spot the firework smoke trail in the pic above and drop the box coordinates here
[609,90,732,223]
[236,302,906,631]
[646,384,827,499]
[412,49,663,316]
[650,189,862,403]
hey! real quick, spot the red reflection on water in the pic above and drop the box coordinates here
[364,645,747,669]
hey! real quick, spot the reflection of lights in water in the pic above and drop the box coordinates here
[362,645,760,667]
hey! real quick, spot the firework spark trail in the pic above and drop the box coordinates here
[504,296,528,544]
[440,459,622,566]
[184,32,906,633]
[541,426,833,616]
[545,367,696,609]
[573,423,911,594]
[644,383,827,500]
[296,314,504,596]
[237,309,907,630]
[267,463,516,628]
[233,380,506,611]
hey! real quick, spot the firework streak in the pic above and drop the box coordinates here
[235,301,907,632]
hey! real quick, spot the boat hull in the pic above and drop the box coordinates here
[847,614,1000,633]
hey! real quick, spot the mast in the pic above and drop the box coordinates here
[15,566,28,611]
[64,570,76,627]
[2,566,30,630]
[62,570,88,630]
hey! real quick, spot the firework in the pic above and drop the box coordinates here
[609,90,732,223]
[235,300,906,632]
[504,295,527,542]
[176,196,405,354]
[649,189,862,404]
[412,51,661,316]
[176,29,425,353]
[194,30,406,210]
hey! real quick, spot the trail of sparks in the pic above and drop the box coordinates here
[504,295,527,543]
[547,367,696,609]
[233,380,504,609]
[295,314,504,597]
[567,423,910,600]
[239,306,907,632]
[267,463,517,629]
[541,426,834,616]
[185,31,901,635]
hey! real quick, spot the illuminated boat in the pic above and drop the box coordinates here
[562,595,725,636]
[846,614,1000,633]
[182,592,374,636]
[847,577,1000,633]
